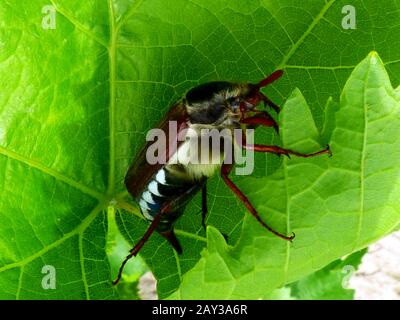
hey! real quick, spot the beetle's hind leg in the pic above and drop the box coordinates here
[113,188,200,285]
[112,210,165,285]
[199,183,230,241]
[159,229,182,254]
[194,184,208,230]
[201,184,208,230]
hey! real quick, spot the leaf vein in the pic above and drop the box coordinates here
[49,0,108,48]
[277,0,335,68]
[0,147,104,201]
[78,232,90,299]
[0,203,104,274]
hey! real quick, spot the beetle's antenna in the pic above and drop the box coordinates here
[257,70,283,88]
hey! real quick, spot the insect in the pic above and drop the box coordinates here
[112,70,330,284]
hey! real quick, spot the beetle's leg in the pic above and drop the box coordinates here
[201,183,230,240]
[201,184,208,230]
[262,94,280,114]
[257,70,283,88]
[220,164,294,241]
[239,130,331,158]
[112,208,166,285]
[256,70,283,114]
[244,144,331,158]
[113,188,198,285]
[240,111,279,133]
[159,229,182,254]
[259,93,281,114]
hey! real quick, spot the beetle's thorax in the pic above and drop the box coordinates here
[184,82,252,127]
[166,121,237,180]
[171,83,251,180]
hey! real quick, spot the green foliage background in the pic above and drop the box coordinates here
[0,0,399,299]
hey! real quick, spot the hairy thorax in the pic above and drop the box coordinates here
[167,121,239,180]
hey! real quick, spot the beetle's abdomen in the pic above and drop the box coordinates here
[138,167,202,231]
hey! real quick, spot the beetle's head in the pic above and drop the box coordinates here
[184,70,283,125]
[227,70,283,117]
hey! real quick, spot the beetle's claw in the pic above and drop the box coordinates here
[326,144,332,157]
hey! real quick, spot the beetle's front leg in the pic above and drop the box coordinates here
[112,206,167,285]
[259,93,281,114]
[254,70,283,113]
[240,111,279,133]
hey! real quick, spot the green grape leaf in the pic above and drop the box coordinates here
[289,249,367,300]
[0,0,115,299]
[1,0,400,299]
[169,53,400,299]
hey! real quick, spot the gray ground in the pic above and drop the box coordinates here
[138,231,400,300]
[138,272,158,300]
[350,231,400,300]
